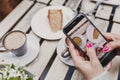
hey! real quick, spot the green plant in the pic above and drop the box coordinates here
[0,64,33,80]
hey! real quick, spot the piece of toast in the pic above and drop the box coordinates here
[48,9,63,32]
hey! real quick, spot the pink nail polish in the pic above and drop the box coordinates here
[103,46,109,52]
[87,43,92,48]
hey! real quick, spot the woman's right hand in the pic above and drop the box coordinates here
[67,39,104,80]
[103,33,120,55]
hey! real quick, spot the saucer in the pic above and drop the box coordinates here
[31,5,75,40]
[57,37,74,66]
[0,34,40,66]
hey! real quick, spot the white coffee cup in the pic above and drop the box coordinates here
[61,37,70,58]
[61,35,87,58]
[0,30,27,57]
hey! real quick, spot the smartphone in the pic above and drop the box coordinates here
[63,13,118,67]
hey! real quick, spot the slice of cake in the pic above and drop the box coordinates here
[93,29,99,39]
[48,9,63,32]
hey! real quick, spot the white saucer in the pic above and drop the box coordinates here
[31,5,75,40]
[57,37,74,66]
[0,34,40,66]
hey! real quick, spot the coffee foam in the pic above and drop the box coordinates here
[4,32,26,50]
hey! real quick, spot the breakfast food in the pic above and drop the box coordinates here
[73,37,82,46]
[93,29,99,39]
[48,9,63,32]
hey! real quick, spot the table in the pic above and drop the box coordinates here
[0,0,120,80]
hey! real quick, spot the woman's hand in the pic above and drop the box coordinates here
[67,39,104,80]
[103,33,120,55]
[102,33,120,70]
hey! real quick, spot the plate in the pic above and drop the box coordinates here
[0,34,40,66]
[86,25,102,43]
[57,37,74,66]
[31,5,75,40]
[86,25,106,48]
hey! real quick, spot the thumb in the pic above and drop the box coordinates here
[86,43,98,62]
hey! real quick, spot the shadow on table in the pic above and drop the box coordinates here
[0,0,22,22]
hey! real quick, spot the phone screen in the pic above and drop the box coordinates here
[65,14,108,59]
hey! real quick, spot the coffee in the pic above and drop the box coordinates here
[0,31,27,57]
[61,35,87,58]
[3,31,26,50]
[73,37,82,46]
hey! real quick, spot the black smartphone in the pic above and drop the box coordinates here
[63,13,118,67]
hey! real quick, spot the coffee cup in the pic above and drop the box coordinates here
[61,35,87,58]
[0,30,27,57]
[61,37,70,58]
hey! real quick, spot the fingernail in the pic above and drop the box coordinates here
[103,46,109,52]
[87,43,92,48]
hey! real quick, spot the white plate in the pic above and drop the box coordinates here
[31,5,75,40]
[57,37,74,66]
[86,25,102,43]
[86,25,106,48]
[0,34,40,66]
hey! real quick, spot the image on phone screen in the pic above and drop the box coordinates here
[67,15,108,59]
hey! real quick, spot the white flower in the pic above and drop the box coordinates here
[0,64,31,80]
